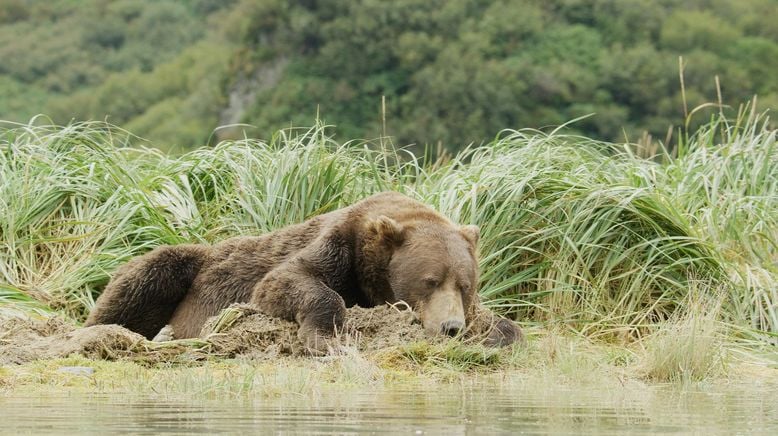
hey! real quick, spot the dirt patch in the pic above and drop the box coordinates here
[196,303,433,359]
[0,304,436,365]
[200,305,303,359]
[0,317,144,364]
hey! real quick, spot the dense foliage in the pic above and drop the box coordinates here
[0,0,776,150]
[1,113,775,344]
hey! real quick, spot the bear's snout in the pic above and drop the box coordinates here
[420,287,466,337]
[441,319,464,337]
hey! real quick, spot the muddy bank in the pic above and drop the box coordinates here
[0,304,435,365]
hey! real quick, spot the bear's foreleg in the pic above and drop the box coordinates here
[249,230,352,354]
[85,244,210,339]
[251,260,347,354]
[466,301,524,347]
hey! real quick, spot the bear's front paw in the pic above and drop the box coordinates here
[484,319,523,347]
[298,324,342,356]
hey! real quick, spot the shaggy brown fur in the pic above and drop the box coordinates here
[86,192,521,352]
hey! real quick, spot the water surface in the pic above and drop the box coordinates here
[2,380,775,434]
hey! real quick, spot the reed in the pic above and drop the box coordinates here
[0,110,775,345]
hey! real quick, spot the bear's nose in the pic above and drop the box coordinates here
[441,320,464,337]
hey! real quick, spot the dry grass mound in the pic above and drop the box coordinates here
[0,304,437,365]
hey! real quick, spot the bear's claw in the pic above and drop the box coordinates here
[152,324,176,342]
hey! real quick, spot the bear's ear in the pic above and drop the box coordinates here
[460,225,480,247]
[368,215,405,247]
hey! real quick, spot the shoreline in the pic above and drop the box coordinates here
[3,327,777,397]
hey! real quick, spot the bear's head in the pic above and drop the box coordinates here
[367,215,480,337]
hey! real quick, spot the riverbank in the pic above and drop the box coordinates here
[4,361,778,434]
[3,305,777,397]
[3,339,777,398]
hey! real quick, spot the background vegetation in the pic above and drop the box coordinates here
[1,0,776,150]
[1,109,775,350]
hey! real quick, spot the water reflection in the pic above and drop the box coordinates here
[1,381,776,434]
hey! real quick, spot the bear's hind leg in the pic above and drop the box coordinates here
[85,244,209,339]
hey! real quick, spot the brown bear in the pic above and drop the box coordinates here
[85,191,521,352]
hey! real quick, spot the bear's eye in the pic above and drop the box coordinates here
[423,277,439,288]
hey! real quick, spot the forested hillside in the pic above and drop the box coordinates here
[1,0,776,150]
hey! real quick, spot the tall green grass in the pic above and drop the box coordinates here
[0,114,775,342]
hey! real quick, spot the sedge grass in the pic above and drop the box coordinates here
[0,111,776,376]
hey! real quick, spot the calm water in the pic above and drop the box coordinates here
[1,381,776,434]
